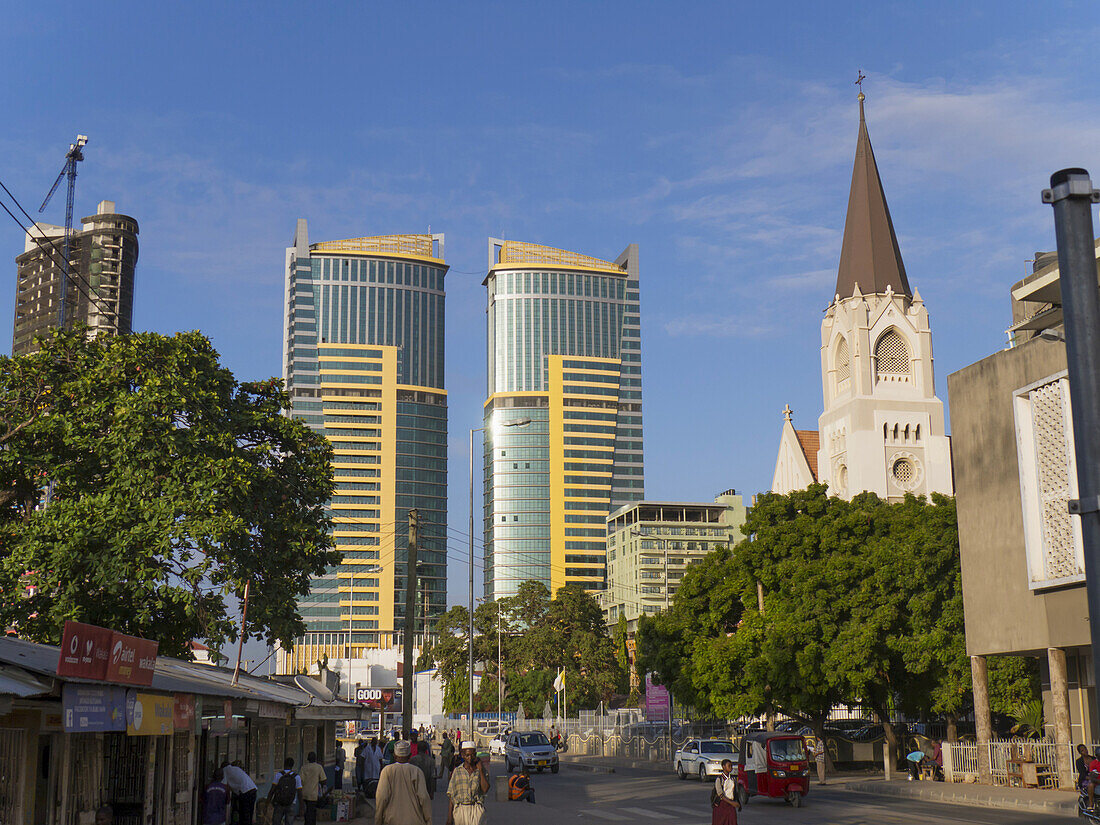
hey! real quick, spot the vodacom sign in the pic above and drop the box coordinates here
[57,621,158,686]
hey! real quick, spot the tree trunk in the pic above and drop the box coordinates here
[946,712,958,743]
[874,707,899,768]
[808,714,834,773]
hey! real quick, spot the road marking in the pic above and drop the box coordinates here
[581,811,628,821]
[656,805,704,816]
[619,807,675,819]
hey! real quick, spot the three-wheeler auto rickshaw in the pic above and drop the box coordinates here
[735,731,811,807]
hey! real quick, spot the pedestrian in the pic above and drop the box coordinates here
[334,743,345,790]
[221,761,259,825]
[931,740,944,781]
[410,736,437,799]
[204,768,231,825]
[905,750,924,781]
[711,759,740,825]
[439,734,455,781]
[94,807,113,825]
[267,757,303,825]
[300,752,328,825]
[1077,744,1091,789]
[354,741,366,792]
[366,737,382,783]
[383,732,401,766]
[507,766,535,804]
[811,737,826,785]
[373,740,431,825]
[445,741,489,825]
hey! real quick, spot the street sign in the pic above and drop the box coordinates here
[355,687,402,712]
[644,673,670,722]
[62,684,126,732]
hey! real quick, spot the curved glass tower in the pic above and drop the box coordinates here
[282,221,447,671]
[483,239,644,600]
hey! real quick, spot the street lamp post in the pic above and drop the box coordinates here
[468,417,531,734]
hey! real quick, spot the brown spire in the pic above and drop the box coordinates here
[834,92,911,299]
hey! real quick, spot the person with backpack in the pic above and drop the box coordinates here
[711,759,740,825]
[267,757,303,825]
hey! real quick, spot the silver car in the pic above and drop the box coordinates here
[504,730,559,774]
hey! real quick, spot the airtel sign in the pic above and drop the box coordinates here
[57,622,158,686]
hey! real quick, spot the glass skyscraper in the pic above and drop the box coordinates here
[281,220,447,671]
[483,239,644,600]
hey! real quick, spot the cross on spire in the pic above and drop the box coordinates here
[783,404,793,423]
[855,70,866,99]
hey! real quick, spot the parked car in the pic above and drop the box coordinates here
[504,730,559,774]
[674,739,737,781]
[489,734,507,755]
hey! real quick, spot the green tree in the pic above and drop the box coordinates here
[612,614,630,695]
[988,656,1040,715]
[0,328,337,656]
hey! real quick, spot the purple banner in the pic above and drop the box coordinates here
[644,673,670,722]
[63,684,126,732]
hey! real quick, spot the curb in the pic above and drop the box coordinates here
[843,780,1078,817]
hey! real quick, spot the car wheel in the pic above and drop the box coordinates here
[788,792,802,808]
[699,765,708,782]
[551,765,559,774]
[676,762,686,780]
[736,786,748,806]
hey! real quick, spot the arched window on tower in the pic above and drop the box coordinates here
[874,329,911,383]
[834,336,850,393]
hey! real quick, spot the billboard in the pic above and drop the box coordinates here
[105,632,158,686]
[57,621,158,685]
[62,684,126,732]
[355,687,402,713]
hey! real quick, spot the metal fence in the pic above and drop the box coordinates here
[508,715,735,763]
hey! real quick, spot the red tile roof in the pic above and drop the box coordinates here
[795,430,820,482]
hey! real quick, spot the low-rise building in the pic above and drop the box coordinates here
[948,239,1100,785]
[602,490,748,632]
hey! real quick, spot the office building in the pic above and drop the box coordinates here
[603,491,748,632]
[13,200,138,355]
[483,239,644,600]
[772,93,953,500]
[281,221,447,672]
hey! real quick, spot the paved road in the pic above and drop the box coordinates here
[425,758,1072,823]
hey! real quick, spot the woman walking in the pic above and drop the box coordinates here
[712,759,740,825]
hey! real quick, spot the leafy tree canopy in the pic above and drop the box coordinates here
[0,328,337,656]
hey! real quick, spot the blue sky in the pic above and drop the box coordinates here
[2,2,1098,616]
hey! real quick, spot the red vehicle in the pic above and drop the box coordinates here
[735,732,810,807]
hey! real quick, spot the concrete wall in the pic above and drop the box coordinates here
[948,336,1090,657]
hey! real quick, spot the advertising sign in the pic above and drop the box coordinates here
[57,621,113,680]
[644,673,670,723]
[63,684,126,732]
[355,687,402,712]
[105,632,158,686]
[173,694,196,731]
[126,691,174,736]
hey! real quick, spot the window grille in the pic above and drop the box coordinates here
[875,330,910,379]
[1014,374,1085,588]
[0,729,24,825]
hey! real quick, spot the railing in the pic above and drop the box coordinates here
[943,739,1073,786]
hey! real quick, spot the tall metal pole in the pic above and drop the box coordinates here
[1044,168,1100,711]
[402,509,418,735]
[469,427,479,736]
[231,580,250,686]
[497,602,502,723]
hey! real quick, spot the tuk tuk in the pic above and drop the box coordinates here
[735,732,810,807]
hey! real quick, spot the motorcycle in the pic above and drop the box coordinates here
[1079,786,1100,822]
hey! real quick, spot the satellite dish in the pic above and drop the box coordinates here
[294,674,335,703]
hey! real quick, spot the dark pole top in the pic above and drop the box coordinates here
[1051,168,1091,187]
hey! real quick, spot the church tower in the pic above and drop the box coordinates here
[815,92,953,501]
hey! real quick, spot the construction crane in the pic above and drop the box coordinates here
[39,134,88,327]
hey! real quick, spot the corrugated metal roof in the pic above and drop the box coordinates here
[0,665,53,697]
[0,637,360,715]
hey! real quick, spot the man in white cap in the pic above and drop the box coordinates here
[446,741,489,825]
[373,740,431,825]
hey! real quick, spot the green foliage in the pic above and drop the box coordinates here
[0,328,337,656]
[420,580,621,713]
[612,614,630,694]
[639,485,968,760]
[988,656,1040,715]
[1009,699,1044,739]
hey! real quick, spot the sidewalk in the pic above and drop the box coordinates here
[843,777,1078,817]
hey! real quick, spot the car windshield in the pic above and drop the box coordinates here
[701,741,734,753]
[769,739,806,762]
[519,734,549,747]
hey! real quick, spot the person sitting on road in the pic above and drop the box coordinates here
[508,766,535,804]
[1088,747,1100,810]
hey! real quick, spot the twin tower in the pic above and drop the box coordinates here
[772,94,954,501]
[280,226,643,666]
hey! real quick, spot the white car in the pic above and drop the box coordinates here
[489,735,507,755]
[674,739,737,781]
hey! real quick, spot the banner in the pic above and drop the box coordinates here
[126,691,173,736]
[105,632,158,686]
[57,622,113,680]
[644,673,670,723]
[173,694,196,731]
[63,684,126,732]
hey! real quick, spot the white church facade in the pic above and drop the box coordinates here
[772,93,953,501]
